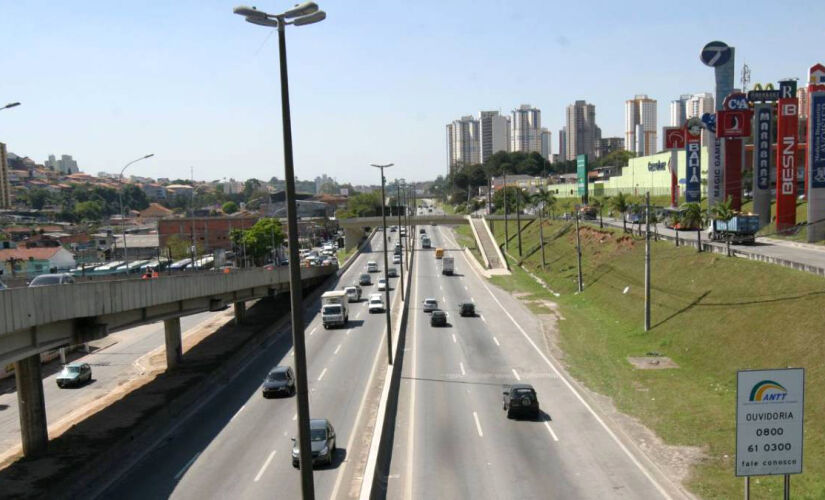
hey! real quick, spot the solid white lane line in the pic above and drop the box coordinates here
[451,333,457,344]
[464,285,469,290]
[511,368,521,381]
[442,296,446,302]
[231,404,246,421]
[493,336,500,346]
[473,411,484,438]
[469,255,673,500]
[480,314,487,323]
[356,311,362,319]
[404,247,421,500]
[459,362,466,376]
[318,368,328,381]
[254,450,277,482]
[292,413,297,421]
[174,452,200,480]
[544,421,560,442]
[309,327,317,336]
[334,344,342,355]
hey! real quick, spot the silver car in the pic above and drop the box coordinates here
[422,298,438,313]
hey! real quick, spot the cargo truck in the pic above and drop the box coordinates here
[441,256,454,275]
[321,291,349,328]
[710,214,760,244]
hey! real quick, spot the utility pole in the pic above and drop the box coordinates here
[516,187,523,257]
[372,164,394,366]
[644,192,651,332]
[503,172,509,251]
[395,181,405,300]
[575,211,583,292]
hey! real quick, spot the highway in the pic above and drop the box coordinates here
[386,223,680,499]
[0,309,225,457]
[103,231,403,499]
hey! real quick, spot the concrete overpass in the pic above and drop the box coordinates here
[0,265,335,457]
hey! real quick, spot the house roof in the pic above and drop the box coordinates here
[0,246,64,261]
[140,203,173,217]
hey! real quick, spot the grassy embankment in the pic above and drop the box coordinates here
[477,217,824,499]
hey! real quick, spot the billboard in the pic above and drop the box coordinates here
[684,119,702,203]
[807,90,825,241]
[776,98,799,231]
[704,42,735,208]
[576,154,588,203]
[754,105,773,190]
[736,368,804,477]
[664,127,685,149]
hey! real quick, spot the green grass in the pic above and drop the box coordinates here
[486,218,825,499]
[453,224,484,266]
[337,246,356,266]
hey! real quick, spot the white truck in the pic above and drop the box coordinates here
[321,291,349,329]
[441,256,454,276]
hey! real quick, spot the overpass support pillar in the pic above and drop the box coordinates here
[234,301,247,325]
[14,354,48,457]
[164,318,183,370]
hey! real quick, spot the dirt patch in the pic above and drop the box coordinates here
[627,356,680,370]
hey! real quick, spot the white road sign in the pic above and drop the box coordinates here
[736,368,804,476]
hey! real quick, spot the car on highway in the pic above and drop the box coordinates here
[56,362,92,388]
[367,261,378,273]
[262,365,295,397]
[430,310,448,327]
[390,226,397,232]
[502,383,540,419]
[29,273,75,287]
[368,295,385,313]
[292,418,336,467]
[377,278,387,291]
[345,285,362,302]
[387,267,398,278]
[458,301,475,317]
[359,273,372,286]
[392,254,401,264]
[422,298,438,312]
[419,228,426,234]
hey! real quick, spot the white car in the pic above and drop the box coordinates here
[422,298,438,313]
[367,261,378,273]
[377,278,387,291]
[368,296,385,313]
[392,254,401,264]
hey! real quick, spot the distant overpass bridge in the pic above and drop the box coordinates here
[0,265,335,457]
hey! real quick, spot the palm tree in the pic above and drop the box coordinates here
[593,195,610,229]
[531,188,556,269]
[610,192,630,233]
[681,202,705,252]
[710,197,736,256]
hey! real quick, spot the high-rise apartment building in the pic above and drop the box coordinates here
[670,94,692,127]
[45,154,79,174]
[510,104,542,153]
[685,92,714,119]
[558,127,567,162]
[540,128,552,160]
[565,100,600,160]
[0,142,11,209]
[596,137,624,159]
[478,111,510,163]
[625,94,657,156]
[446,115,480,174]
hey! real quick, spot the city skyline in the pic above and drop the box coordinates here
[3,1,825,184]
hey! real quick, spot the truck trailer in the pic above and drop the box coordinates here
[321,290,349,328]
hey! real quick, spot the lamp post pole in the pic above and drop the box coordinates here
[119,154,154,271]
[233,4,328,497]
[395,180,405,300]
[372,164,394,366]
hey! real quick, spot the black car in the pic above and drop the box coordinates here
[458,302,475,317]
[292,418,336,467]
[262,365,295,398]
[419,228,426,234]
[359,273,372,286]
[430,310,448,327]
[502,383,540,419]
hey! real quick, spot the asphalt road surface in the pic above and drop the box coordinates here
[104,231,404,499]
[0,309,222,456]
[386,224,681,499]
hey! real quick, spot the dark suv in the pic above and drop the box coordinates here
[292,418,336,467]
[502,383,540,419]
[458,302,475,317]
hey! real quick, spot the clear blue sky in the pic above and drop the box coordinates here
[2,0,825,185]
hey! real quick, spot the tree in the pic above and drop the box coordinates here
[243,178,262,199]
[337,191,383,218]
[610,192,631,232]
[595,149,636,168]
[710,196,736,256]
[166,234,192,260]
[74,200,103,222]
[240,218,285,265]
[222,201,239,214]
[681,202,706,252]
[121,184,150,212]
[27,188,51,210]
[491,186,525,215]
[592,195,609,228]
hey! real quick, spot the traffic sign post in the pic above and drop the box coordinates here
[736,368,805,499]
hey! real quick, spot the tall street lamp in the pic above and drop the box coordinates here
[119,154,154,271]
[371,163,394,366]
[394,179,405,300]
[1,102,21,111]
[233,3,326,496]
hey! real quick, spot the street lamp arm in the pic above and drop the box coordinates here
[1,102,21,111]
[120,153,155,178]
